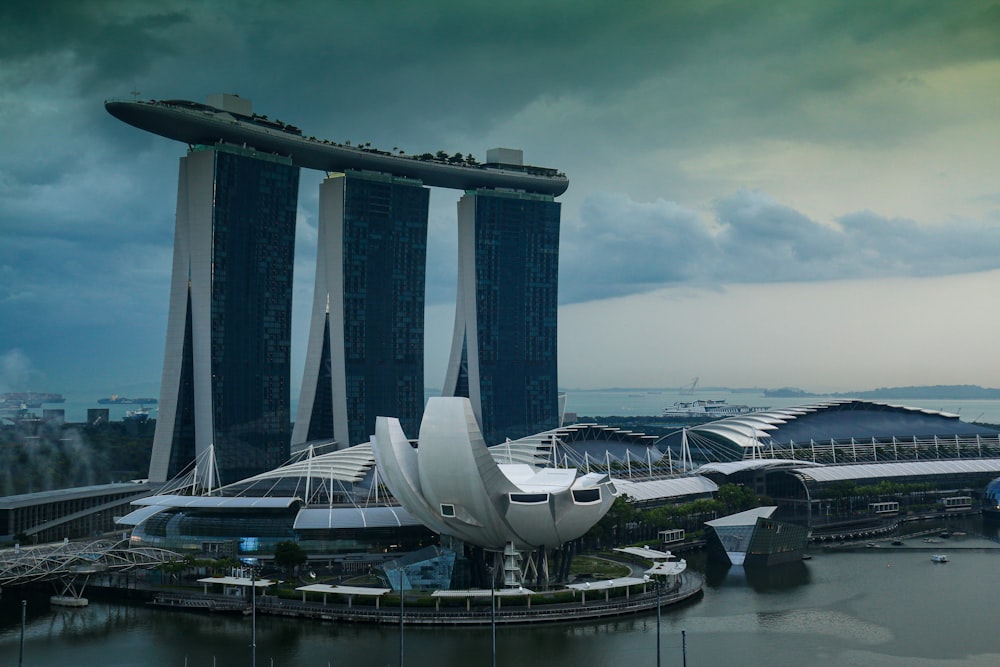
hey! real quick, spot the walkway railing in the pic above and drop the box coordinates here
[250,573,703,625]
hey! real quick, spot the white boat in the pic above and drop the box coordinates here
[931,554,949,563]
[124,406,151,423]
[663,399,769,419]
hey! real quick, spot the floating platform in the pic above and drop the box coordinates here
[50,595,88,607]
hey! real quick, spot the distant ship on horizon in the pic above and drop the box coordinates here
[98,394,158,405]
[0,391,65,408]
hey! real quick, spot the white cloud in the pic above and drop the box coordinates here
[558,270,1000,391]
[558,189,1000,303]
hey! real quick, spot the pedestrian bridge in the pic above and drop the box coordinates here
[0,538,181,588]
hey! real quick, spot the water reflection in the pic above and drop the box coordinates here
[5,518,1000,667]
[745,560,811,592]
[978,515,1000,543]
[702,559,810,592]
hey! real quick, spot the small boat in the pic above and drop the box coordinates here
[931,554,948,563]
[891,540,903,546]
[124,406,151,423]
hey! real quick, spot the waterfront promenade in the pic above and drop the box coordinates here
[148,571,703,626]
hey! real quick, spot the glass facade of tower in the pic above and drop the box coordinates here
[294,171,430,448]
[209,147,298,482]
[342,172,429,444]
[155,144,299,485]
[458,190,561,444]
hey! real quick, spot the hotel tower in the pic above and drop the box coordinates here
[147,142,299,485]
[293,171,429,448]
[442,149,562,445]
[106,96,568,480]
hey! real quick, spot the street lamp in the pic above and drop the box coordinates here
[398,566,406,667]
[487,564,496,667]
[18,599,26,667]
[248,564,261,667]
[645,574,661,667]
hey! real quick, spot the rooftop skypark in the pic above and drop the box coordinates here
[105,96,568,196]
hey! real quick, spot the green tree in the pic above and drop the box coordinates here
[274,540,307,578]
[588,495,637,546]
[716,483,760,513]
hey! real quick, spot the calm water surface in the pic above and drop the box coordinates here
[563,389,1000,426]
[3,521,1000,666]
[49,388,1000,426]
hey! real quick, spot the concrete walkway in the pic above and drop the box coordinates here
[151,572,704,626]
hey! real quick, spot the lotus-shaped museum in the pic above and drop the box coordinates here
[373,397,618,554]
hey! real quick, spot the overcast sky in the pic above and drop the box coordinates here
[2,0,999,399]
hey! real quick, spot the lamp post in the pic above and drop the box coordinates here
[645,574,661,667]
[250,566,257,667]
[18,599,26,667]
[656,577,661,667]
[398,565,406,667]
[487,564,496,667]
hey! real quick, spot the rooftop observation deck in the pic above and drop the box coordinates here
[105,98,569,196]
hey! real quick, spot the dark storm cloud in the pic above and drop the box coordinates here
[0,1,189,89]
[559,189,1000,303]
[4,1,998,152]
[2,0,999,390]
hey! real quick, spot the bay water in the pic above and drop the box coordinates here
[3,520,1000,666]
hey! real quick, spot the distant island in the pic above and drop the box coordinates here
[565,384,1000,400]
[764,385,1000,400]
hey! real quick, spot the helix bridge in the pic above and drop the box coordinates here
[0,538,181,604]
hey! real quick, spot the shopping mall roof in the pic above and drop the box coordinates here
[490,423,660,468]
[0,482,153,509]
[686,400,999,453]
[612,475,717,502]
[788,458,1000,483]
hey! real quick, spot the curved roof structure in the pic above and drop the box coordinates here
[116,442,411,531]
[612,475,718,502]
[696,459,823,476]
[293,505,419,530]
[686,399,999,455]
[489,423,661,468]
[787,458,1000,483]
[105,98,569,195]
[238,442,376,485]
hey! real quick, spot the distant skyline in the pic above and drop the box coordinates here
[2,1,999,397]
